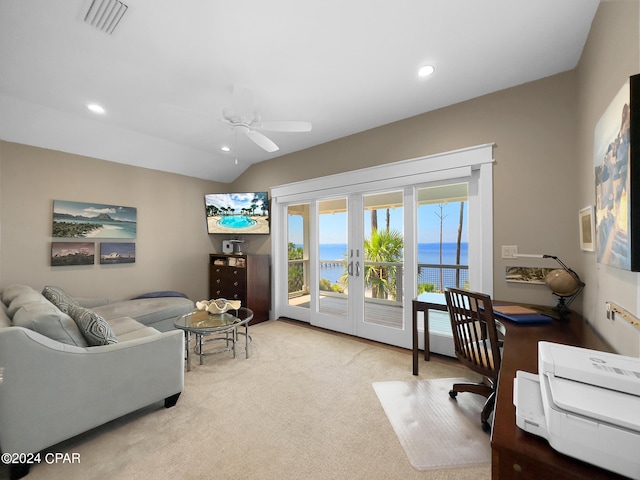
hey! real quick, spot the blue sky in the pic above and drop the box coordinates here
[53,200,137,222]
[288,202,468,244]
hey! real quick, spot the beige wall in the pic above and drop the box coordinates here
[0,141,225,302]
[1,3,638,353]
[232,2,640,354]
[575,1,640,354]
[235,67,580,304]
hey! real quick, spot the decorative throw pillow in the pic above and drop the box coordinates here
[68,304,118,346]
[42,285,79,314]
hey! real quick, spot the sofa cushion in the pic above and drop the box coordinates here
[68,305,118,346]
[1,284,37,306]
[0,302,11,328]
[42,285,79,314]
[93,297,194,326]
[7,291,44,317]
[131,290,188,299]
[118,326,160,342]
[12,301,88,347]
[107,316,148,337]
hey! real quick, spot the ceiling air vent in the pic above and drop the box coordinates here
[84,0,128,35]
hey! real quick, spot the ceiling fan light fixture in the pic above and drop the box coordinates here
[221,146,231,152]
[418,64,435,78]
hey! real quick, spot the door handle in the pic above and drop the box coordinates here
[348,261,353,276]
[356,261,360,277]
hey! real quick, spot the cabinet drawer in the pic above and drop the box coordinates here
[211,266,246,277]
[210,285,246,301]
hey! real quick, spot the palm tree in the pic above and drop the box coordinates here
[287,242,304,293]
[341,228,403,300]
[434,204,447,291]
[455,201,464,288]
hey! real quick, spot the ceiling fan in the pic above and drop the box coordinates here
[222,85,312,153]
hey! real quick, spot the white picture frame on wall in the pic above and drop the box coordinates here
[579,205,595,252]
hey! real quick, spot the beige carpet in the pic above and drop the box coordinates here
[0,319,490,480]
[373,378,491,470]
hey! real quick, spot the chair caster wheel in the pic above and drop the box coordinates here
[482,421,491,433]
[449,389,457,399]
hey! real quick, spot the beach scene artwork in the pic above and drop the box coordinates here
[53,200,137,239]
[505,266,555,284]
[594,78,632,270]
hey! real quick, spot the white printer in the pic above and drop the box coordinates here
[514,341,640,479]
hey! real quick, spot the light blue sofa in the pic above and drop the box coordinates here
[0,285,194,479]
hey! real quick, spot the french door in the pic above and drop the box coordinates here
[272,144,494,350]
[281,191,407,345]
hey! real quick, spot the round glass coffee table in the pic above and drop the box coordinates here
[174,307,253,371]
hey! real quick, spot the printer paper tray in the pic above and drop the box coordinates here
[515,370,640,479]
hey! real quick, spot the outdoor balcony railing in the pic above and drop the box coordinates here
[287,259,469,300]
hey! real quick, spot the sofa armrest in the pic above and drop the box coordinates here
[0,326,184,456]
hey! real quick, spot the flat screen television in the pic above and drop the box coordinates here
[204,192,270,235]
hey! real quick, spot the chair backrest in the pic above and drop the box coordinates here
[444,287,501,380]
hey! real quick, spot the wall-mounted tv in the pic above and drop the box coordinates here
[204,192,270,235]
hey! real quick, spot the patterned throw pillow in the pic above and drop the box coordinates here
[68,304,118,346]
[42,286,79,314]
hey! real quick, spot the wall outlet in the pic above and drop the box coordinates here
[502,245,518,258]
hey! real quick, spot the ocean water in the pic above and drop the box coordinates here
[310,242,468,284]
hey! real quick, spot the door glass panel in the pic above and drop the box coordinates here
[287,203,309,308]
[363,191,404,328]
[318,198,348,318]
[416,183,469,340]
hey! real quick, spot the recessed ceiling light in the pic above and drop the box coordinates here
[221,146,231,152]
[86,103,106,114]
[418,65,435,78]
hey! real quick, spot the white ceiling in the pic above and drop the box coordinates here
[0,0,600,183]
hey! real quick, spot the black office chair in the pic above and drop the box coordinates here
[444,287,502,433]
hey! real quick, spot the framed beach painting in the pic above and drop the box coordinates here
[594,74,640,271]
[52,200,137,239]
[51,242,95,266]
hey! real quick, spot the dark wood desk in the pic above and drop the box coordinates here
[411,293,447,375]
[491,308,625,479]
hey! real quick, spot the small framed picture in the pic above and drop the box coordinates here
[100,242,135,264]
[579,205,595,252]
[51,242,95,266]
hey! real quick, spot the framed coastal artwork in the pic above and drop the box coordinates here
[505,266,555,284]
[52,200,137,239]
[594,74,640,271]
[100,242,136,264]
[51,242,95,266]
[579,205,595,252]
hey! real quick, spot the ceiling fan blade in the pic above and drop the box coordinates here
[245,129,279,153]
[256,121,312,132]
